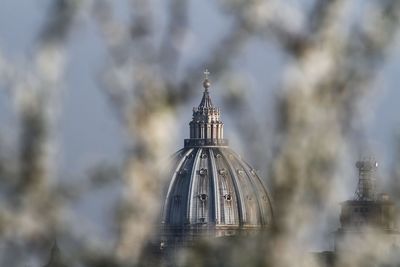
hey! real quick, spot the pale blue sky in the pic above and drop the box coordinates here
[2,0,399,178]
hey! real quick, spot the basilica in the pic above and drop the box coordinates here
[160,70,274,250]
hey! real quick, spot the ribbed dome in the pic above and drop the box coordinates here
[161,70,273,248]
[163,147,273,227]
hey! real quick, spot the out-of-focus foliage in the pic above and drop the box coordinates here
[0,0,400,266]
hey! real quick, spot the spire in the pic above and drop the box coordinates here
[198,69,213,108]
[354,158,378,201]
[184,69,228,147]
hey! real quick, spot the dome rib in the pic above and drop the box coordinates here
[187,148,203,224]
[209,149,220,224]
[219,149,245,226]
[234,154,265,225]
[242,160,274,224]
[213,148,240,226]
[163,149,193,223]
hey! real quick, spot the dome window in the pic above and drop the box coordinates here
[224,194,232,201]
[201,153,208,159]
[160,241,166,250]
[237,169,245,176]
[199,193,208,201]
[215,154,222,158]
[199,168,208,176]
[218,168,227,176]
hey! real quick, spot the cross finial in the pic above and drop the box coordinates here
[202,68,211,90]
[204,69,210,80]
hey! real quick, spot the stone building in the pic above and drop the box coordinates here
[160,71,274,250]
[316,159,400,267]
[335,159,399,253]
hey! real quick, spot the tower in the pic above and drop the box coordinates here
[335,159,399,253]
[160,70,273,250]
[354,160,377,201]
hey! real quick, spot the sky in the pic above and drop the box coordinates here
[1,0,400,252]
[1,0,399,175]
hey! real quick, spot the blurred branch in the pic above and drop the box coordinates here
[269,2,400,266]
[0,1,80,265]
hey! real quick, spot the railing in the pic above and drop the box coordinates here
[184,138,229,147]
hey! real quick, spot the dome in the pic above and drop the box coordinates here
[163,147,273,227]
[161,70,273,248]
